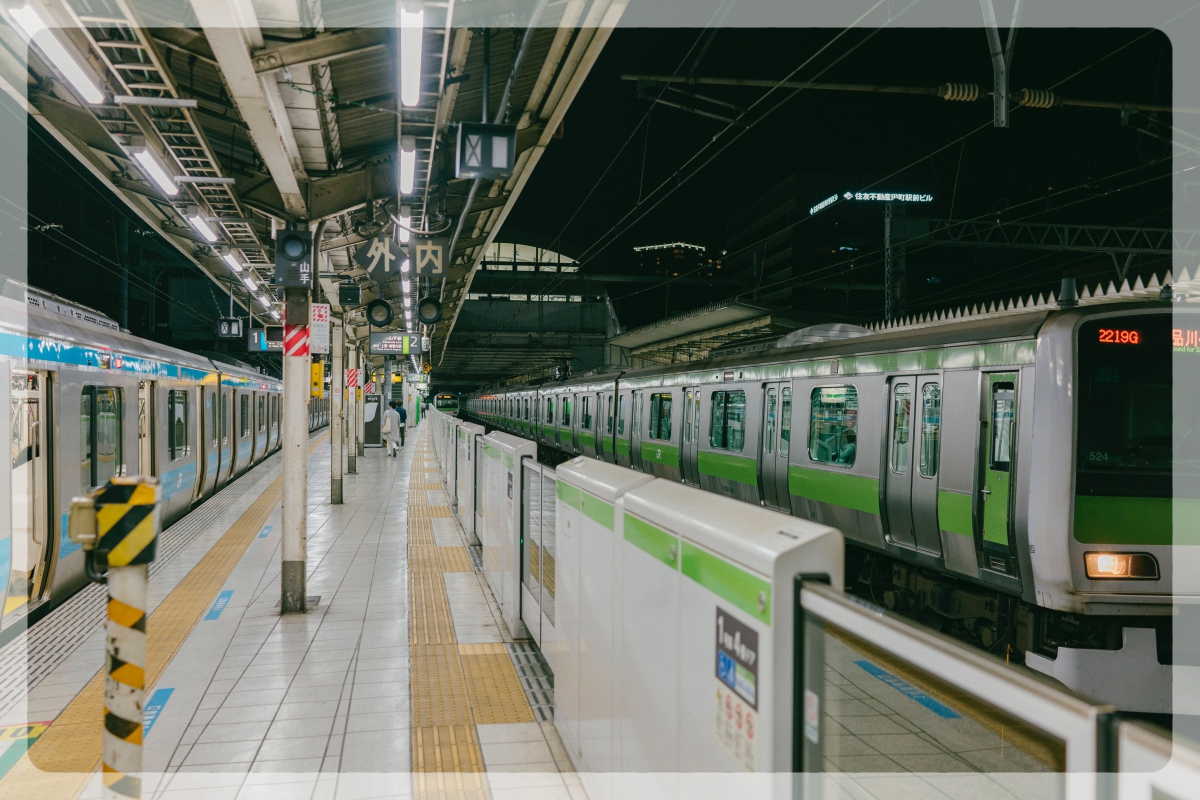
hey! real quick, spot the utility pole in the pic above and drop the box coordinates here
[884,202,907,321]
[331,319,344,504]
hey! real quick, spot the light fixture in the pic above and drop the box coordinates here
[398,5,424,107]
[269,309,280,320]
[403,295,412,308]
[398,205,412,243]
[9,4,104,104]
[1084,552,1160,580]
[256,293,270,306]
[400,136,416,194]
[221,252,242,273]
[188,213,219,243]
[402,278,411,292]
[133,149,178,196]
[241,273,257,290]
[400,258,411,274]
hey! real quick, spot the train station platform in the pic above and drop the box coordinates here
[0,423,577,800]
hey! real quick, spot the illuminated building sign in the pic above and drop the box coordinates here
[844,191,934,202]
[1099,328,1141,344]
[809,194,838,216]
[1174,328,1200,352]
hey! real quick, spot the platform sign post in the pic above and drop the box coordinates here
[357,349,366,458]
[281,301,310,614]
[347,355,358,475]
[331,320,345,503]
[67,476,161,800]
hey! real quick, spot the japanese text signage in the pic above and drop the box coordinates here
[353,234,404,284]
[408,236,452,277]
[369,331,422,355]
[310,303,330,354]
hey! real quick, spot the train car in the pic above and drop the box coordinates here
[467,282,1198,711]
[434,393,460,414]
[0,288,325,637]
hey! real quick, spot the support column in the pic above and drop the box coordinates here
[357,349,366,456]
[331,320,344,504]
[347,341,358,474]
[884,202,907,321]
[281,289,309,614]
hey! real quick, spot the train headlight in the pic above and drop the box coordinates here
[1085,552,1160,580]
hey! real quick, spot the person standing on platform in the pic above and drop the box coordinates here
[398,403,408,447]
[383,401,402,457]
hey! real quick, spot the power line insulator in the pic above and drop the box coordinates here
[937,83,980,102]
[1018,88,1059,108]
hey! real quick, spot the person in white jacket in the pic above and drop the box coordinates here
[382,401,403,457]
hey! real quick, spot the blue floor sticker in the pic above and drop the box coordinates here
[258,525,272,539]
[853,660,961,719]
[205,590,234,621]
[143,688,174,737]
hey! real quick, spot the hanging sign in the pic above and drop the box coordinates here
[353,234,404,284]
[407,236,452,277]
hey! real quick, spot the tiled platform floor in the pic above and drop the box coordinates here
[0,424,581,800]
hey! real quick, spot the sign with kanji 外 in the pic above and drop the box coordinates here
[353,234,404,283]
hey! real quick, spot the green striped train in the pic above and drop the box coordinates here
[467,278,1199,713]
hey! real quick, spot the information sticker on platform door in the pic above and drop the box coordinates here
[715,607,758,771]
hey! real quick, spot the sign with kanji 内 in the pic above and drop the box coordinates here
[407,236,452,277]
[353,234,404,284]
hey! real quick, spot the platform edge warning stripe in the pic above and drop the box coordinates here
[0,434,327,799]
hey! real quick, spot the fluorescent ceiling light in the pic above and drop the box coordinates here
[241,274,257,290]
[221,252,242,273]
[401,278,411,292]
[400,258,411,274]
[9,5,104,104]
[400,136,416,194]
[398,7,424,107]
[188,214,219,243]
[398,207,411,243]
[256,293,270,306]
[133,149,178,196]
[403,295,412,308]
[270,309,280,320]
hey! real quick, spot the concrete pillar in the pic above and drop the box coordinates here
[281,301,309,614]
[357,349,365,456]
[331,321,344,504]
[347,342,357,474]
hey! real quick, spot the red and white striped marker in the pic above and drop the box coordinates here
[283,324,309,357]
[346,368,358,387]
[365,382,376,394]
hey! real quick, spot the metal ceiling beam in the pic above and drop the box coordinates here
[251,28,389,75]
[922,219,1199,254]
[190,0,309,218]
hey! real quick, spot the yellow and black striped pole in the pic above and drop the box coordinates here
[70,476,161,800]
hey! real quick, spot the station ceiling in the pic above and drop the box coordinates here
[2,0,624,374]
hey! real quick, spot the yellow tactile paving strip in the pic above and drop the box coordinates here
[0,435,327,799]
[409,436,536,799]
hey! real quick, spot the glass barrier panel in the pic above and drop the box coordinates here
[1117,721,1198,800]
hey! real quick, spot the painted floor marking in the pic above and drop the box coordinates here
[142,688,174,737]
[257,524,272,539]
[854,659,961,719]
[0,723,50,779]
[204,590,234,620]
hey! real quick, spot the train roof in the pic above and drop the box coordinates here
[483,273,1186,394]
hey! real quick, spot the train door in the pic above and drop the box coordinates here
[759,382,792,511]
[6,370,50,624]
[680,386,701,485]
[629,390,644,471]
[220,388,231,485]
[199,387,216,496]
[884,375,944,556]
[980,373,1018,574]
[138,380,155,476]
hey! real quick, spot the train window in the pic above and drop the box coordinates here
[709,391,745,451]
[891,384,913,474]
[764,388,777,455]
[81,386,124,489]
[648,393,673,440]
[221,395,228,444]
[989,383,1015,472]
[919,384,941,477]
[209,395,217,445]
[606,395,614,434]
[617,395,627,435]
[808,386,858,466]
[258,396,266,432]
[561,397,572,427]
[684,391,693,444]
[581,396,592,430]
[780,388,792,458]
[545,398,554,424]
[240,395,249,438]
[168,390,189,460]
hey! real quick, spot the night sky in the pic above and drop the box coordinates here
[19,27,1176,355]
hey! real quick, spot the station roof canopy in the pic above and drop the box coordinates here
[6,0,624,367]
